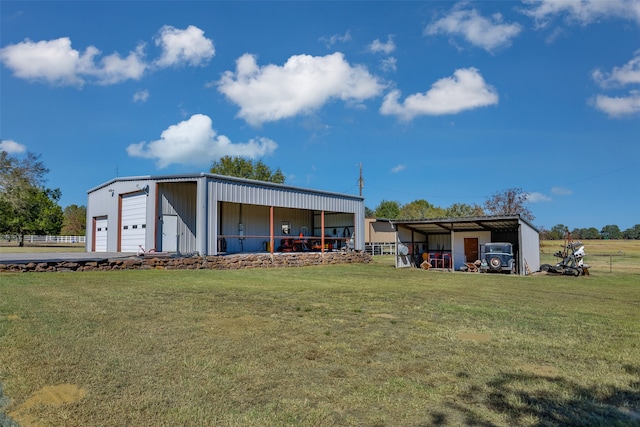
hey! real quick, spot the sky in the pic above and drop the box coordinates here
[1,0,639,232]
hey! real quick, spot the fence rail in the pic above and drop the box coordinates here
[3,235,86,244]
[365,242,396,256]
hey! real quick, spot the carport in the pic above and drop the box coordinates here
[378,215,540,275]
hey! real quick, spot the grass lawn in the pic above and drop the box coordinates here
[0,242,85,254]
[1,245,639,426]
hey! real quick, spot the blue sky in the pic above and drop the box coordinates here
[1,1,638,232]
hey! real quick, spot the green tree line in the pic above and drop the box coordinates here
[367,191,639,240]
[538,223,640,240]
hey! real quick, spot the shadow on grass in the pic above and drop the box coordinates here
[0,382,19,427]
[425,365,640,426]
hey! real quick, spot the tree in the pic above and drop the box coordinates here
[0,151,63,245]
[445,203,485,218]
[601,224,622,240]
[374,200,401,219]
[61,204,87,236]
[483,187,534,222]
[571,227,600,240]
[399,199,446,219]
[210,156,285,183]
[365,206,375,218]
[583,227,601,239]
[548,224,569,240]
[570,227,585,239]
[622,224,640,240]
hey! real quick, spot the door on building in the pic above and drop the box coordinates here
[120,192,147,252]
[161,215,178,252]
[94,217,108,252]
[464,238,479,263]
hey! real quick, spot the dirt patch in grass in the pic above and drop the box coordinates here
[9,384,85,426]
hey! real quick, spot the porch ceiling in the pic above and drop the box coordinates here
[383,215,524,235]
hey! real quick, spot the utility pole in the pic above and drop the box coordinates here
[358,162,364,197]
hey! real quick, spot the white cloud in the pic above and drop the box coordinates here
[592,51,640,87]
[320,30,352,48]
[0,25,212,87]
[217,52,385,126]
[551,187,573,196]
[390,164,405,173]
[133,89,150,103]
[522,0,640,28]
[0,139,27,153]
[154,25,215,68]
[380,57,397,73]
[380,68,498,120]
[592,91,640,117]
[126,114,278,168]
[425,7,522,52]
[591,52,640,117]
[525,192,552,203]
[368,36,396,55]
[0,37,87,86]
[85,45,147,85]
[0,36,146,86]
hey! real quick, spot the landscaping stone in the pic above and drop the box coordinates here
[0,252,372,273]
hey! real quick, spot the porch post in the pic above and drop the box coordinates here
[450,228,455,272]
[270,206,274,255]
[196,176,208,256]
[321,210,325,254]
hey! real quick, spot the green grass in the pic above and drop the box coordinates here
[1,250,639,426]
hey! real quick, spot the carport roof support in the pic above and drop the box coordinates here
[379,215,538,234]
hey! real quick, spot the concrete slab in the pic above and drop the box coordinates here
[0,252,133,264]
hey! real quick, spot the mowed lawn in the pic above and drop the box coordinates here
[1,247,639,426]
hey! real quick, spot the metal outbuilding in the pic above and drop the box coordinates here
[378,215,540,275]
[86,173,365,255]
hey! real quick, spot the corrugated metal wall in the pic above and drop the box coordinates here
[211,180,361,213]
[219,203,319,253]
[86,178,155,252]
[209,177,364,252]
[87,174,365,254]
[159,182,197,254]
[520,221,541,273]
[313,213,354,238]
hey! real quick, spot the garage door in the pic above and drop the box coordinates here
[121,193,147,252]
[94,217,108,252]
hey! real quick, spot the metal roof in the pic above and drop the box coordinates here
[380,215,539,234]
[87,172,363,201]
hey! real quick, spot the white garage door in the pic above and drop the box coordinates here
[95,217,108,252]
[121,193,147,252]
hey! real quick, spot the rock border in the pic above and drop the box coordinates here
[0,251,372,273]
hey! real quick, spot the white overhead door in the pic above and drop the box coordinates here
[121,193,147,252]
[94,217,108,252]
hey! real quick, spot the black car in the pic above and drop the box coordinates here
[480,242,515,274]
